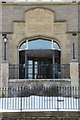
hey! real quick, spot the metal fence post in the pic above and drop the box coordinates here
[57,86,59,111]
[21,87,22,112]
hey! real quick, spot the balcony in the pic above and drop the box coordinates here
[9,64,70,79]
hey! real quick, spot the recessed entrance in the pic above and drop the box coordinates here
[27,58,52,79]
[19,38,61,79]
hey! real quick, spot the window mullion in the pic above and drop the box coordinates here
[26,40,28,49]
[52,40,54,49]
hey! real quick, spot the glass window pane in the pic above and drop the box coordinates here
[28,39,51,49]
[28,60,33,65]
[19,39,61,51]
[53,42,61,50]
[19,41,26,50]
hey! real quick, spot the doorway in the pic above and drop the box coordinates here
[19,39,61,79]
[19,50,61,79]
[27,58,52,79]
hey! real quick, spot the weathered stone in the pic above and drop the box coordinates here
[0,3,78,64]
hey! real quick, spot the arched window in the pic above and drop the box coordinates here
[19,41,26,50]
[19,38,61,50]
[53,41,61,50]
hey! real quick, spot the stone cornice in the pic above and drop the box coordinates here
[0,2,79,6]
[13,20,25,23]
[54,20,66,23]
[0,32,13,34]
[66,31,80,34]
[0,32,80,34]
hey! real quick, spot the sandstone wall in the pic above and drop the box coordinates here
[0,3,79,63]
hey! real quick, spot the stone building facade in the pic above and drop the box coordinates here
[0,1,80,88]
[0,1,79,63]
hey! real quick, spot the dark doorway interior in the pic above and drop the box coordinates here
[19,50,61,79]
[27,58,52,79]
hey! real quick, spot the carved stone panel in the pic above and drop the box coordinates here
[25,8,54,37]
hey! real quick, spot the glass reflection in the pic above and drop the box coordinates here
[19,39,61,50]
[19,42,26,50]
[28,39,51,49]
[53,42,61,50]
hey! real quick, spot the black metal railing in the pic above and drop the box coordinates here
[9,64,70,79]
[79,64,80,79]
[0,87,79,111]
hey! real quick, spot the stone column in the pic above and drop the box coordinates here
[70,60,79,87]
[0,62,9,97]
[70,60,79,97]
[0,62,9,92]
[0,62,9,88]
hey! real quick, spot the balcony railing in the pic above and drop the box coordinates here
[0,86,79,111]
[9,64,70,79]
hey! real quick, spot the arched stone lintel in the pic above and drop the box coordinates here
[24,7,55,14]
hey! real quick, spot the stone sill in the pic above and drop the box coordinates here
[9,79,71,82]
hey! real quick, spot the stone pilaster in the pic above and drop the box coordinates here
[70,60,79,87]
[0,62,9,97]
[70,60,79,97]
[0,62,9,88]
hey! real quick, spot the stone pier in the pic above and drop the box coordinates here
[0,62,9,96]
